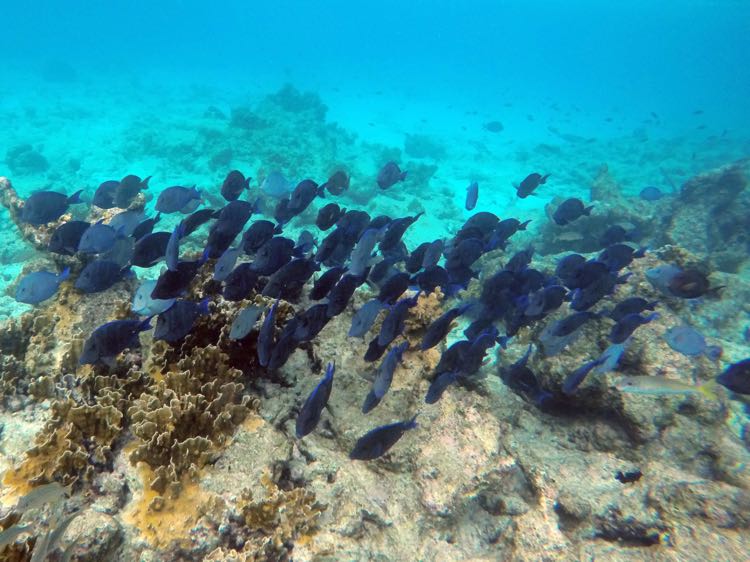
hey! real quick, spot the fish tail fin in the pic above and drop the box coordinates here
[68,189,84,204]
[139,316,154,331]
[635,246,648,258]
[244,177,252,189]
[583,205,594,216]
[541,173,551,183]
[200,246,211,264]
[697,379,720,400]
[400,171,408,181]
[142,176,152,188]
[520,219,532,230]
[405,415,418,430]
[316,184,326,198]
[59,267,71,281]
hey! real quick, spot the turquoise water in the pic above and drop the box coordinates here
[2,0,748,318]
[1,1,749,560]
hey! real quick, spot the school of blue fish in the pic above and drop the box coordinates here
[15,167,750,460]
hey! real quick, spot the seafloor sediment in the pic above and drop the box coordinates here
[0,87,749,562]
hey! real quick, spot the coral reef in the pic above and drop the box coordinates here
[129,345,255,498]
[666,159,750,272]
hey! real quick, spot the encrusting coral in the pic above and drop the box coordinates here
[203,472,325,562]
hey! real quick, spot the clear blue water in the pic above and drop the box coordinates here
[3,0,749,136]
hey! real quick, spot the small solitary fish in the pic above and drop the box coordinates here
[615,375,717,398]
[552,198,593,226]
[615,470,643,484]
[515,173,549,198]
[296,362,335,438]
[639,186,663,201]
[376,161,408,190]
[349,415,418,460]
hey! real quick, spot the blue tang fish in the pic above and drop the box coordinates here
[296,362,335,438]
[132,280,176,316]
[74,260,130,293]
[350,416,418,460]
[155,185,201,214]
[79,317,153,365]
[20,189,83,225]
[15,268,70,304]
